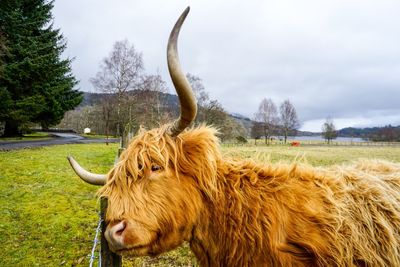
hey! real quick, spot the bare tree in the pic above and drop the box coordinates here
[186,73,209,106]
[322,117,338,144]
[251,121,264,145]
[185,73,245,141]
[186,73,210,123]
[218,116,246,142]
[100,95,116,144]
[58,106,100,134]
[90,39,144,136]
[254,98,278,144]
[279,99,300,143]
[137,74,170,128]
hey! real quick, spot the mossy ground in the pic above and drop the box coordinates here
[1,143,400,266]
[0,144,117,266]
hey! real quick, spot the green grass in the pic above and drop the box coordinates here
[81,134,117,139]
[1,143,400,266]
[0,143,117,266]
[0,132,52,142]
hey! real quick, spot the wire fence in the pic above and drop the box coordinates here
[222,140,400,147]
[89,215,103,267]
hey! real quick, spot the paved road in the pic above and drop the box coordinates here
[0,133,119,151]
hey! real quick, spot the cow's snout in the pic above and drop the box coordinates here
[105,220,127,251]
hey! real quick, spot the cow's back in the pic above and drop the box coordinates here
[319,159,400,266]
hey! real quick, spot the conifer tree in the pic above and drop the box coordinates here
[0,0,82,136]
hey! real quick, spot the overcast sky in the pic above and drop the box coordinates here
[53,0,400,132]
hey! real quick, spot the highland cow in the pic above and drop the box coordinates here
[68,7,400,267]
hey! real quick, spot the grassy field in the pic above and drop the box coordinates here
[0,132,52,142]
[1,143,400,266]
[221,144,400,166]
[80,134,118,139]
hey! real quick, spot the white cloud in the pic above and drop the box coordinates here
[53,0,400,131]
[301,111,400,132]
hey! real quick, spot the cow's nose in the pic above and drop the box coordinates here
[105,220,127,251]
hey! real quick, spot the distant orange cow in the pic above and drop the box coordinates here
[291,141,300,146]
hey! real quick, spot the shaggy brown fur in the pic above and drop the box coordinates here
[100,125,400,266]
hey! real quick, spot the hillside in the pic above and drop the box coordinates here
[81,91,254,133]
[338,126,400,138]
[80,92,399,140]
[338,125,400,141]
[81,91,179,108]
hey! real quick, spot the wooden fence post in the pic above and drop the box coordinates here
[99,131,133,266]
[100,197,122,267]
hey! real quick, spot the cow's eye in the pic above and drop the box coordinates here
[151,164,162,172]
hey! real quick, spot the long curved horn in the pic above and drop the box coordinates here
[167,6,197,136]
[67,156,107,185]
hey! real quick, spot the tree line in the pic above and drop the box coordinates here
[323,120,400,143]
[338,125,400,142]
[0,0,363,146]
[0,0,247,140]
[57,39,247,142]
[368,125,400,142]
[251,98,300,144]
[5,1,395,144]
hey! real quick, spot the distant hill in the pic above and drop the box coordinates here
[338,126,400,138]
[80,91,179,108]
[230,113,253,134]
[337,125,400,141]
[81,91,254,133]
[80,92,326,137]
[80,92,399,139]
[229,113,317,137]
[296,130,320,136]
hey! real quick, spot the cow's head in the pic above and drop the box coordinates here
[68,7,220,256]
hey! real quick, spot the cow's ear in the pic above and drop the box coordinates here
[176,127,221,200]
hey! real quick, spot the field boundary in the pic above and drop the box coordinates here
[223,141,400,147]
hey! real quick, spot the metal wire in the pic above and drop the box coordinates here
[89,215,103,267]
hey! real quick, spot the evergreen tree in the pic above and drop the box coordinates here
[0,0,82,136]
